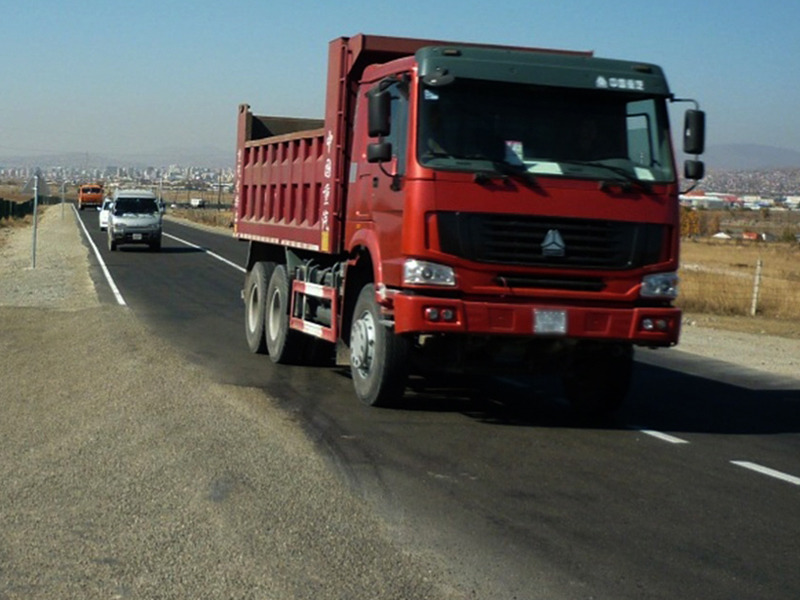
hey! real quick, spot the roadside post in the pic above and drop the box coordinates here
[20,169,49,269]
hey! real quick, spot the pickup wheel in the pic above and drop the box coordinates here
[244,261,273,354]
[265,265,305,363]
[350,284,409,407]
[562,342,633,419]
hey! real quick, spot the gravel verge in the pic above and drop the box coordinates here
[0,206,457,598]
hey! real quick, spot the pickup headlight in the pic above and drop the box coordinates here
[403,259,455,286]
[641,272,679,299]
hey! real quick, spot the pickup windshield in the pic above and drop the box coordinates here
[418,79,675,184]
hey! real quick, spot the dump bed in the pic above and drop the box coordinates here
[233,34,473,254]
[234,113,327,250]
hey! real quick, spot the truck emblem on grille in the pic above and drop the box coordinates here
[542,229,566,257]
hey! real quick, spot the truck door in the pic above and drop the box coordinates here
[355,79,409,222]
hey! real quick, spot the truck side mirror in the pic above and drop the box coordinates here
[368,89,391,138]
[683,109,705,155]
[684,159,705,181]
[367,141,392,163]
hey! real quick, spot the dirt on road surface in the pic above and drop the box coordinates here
[1,206,798,599]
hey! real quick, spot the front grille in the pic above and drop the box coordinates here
[438,213,664,270]
[496,274,606,291]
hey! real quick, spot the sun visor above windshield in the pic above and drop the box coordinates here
[415,46,671,96]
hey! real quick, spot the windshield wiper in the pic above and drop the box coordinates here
[560,160,653,193]
[474,160,538,187]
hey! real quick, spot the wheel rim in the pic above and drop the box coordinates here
[267,288,282,343]
[246,284,259,332]
[350,309,376,376]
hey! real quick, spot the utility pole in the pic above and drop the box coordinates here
[217,169,222,208]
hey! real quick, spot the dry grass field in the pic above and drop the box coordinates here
[169,206,235,229]
[679,238,800,338]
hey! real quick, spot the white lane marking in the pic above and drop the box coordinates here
[635,428,690,445]
[73,206,127,306]
[163,233,246,273]
[731,461,800,486]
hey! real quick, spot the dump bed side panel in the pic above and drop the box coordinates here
[234,107,329,251]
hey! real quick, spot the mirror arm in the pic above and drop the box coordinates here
[377,162,402,191]
[679,181,699,195]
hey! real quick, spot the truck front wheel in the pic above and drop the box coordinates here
[562,342,633,419]
[265,265,305,363]
[244,261,273,354]
[350,284,409,407]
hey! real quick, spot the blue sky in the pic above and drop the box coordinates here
[2,0,798,164]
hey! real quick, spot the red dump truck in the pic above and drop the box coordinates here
[78,182,104,210]
[234,34,705,415]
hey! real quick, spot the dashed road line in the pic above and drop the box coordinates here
[731,461,800,487]
[635,428,690,445]
[164,232,246,273]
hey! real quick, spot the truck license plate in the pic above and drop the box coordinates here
[534,309,567,335]
[133,233,142,241]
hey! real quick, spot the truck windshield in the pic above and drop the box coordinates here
[418,80,675,184]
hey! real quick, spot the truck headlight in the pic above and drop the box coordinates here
[641,272,679,299]
[403,259,455,286]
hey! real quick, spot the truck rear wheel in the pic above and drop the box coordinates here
[350,284,409,407]
[244,261,273,354]
[265,265,305,363]
[562,342,633,419]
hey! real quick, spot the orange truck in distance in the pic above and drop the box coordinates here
[78,183,104,210]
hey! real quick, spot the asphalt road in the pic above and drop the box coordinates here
[77,209,800,600]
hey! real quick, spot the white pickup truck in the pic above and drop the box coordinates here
[107,189,163,252]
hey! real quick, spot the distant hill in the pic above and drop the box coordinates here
[5,143,800,172]
[0,147,233,170]
[699,144,800,171]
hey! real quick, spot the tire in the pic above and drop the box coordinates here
[562,342,633,419]
[150,237,161,252]
[349,284,410,407]
[244,262,273,354]
[265,265,305,364]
